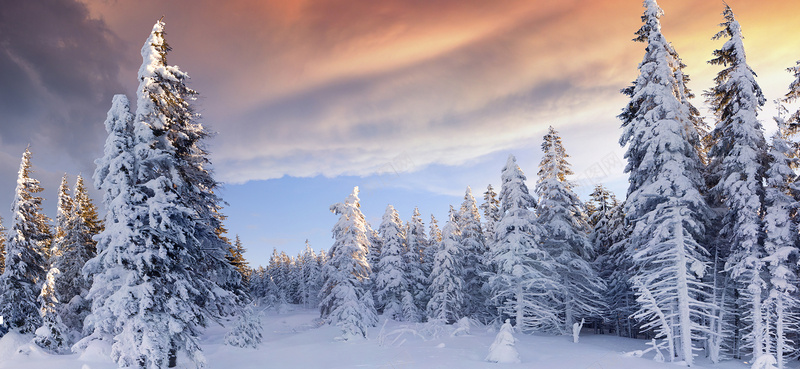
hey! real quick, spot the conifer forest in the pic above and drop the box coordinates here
[2,1,800,368]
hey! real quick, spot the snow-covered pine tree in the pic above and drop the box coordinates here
[366,224,382,282]
[34,269,69,353]
[485,319,521,364]
[319,187,377,339]
[52,175,73,258]
[782,59,800,134]
[535,127,605,332]
[79,94,136,349]
[488,155,560,333]
[83,21,239,368]
[0,148,51,334]
[299,241,323,308]
[224,303,263,349]
[619,1,714,365]
[480,184,501,246]
[423,214,442,281]
[762,116,799,369]
[403,208,427,321]
[587,185,635,337]
[49,175,98,341]
[704,4,769,360]
[227,235,250,283]
[136,20,245,310]
[426,206,465,324]
[376,205,408,320]
[458,187,489,321]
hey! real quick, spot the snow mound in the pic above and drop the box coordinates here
[0,331,30,358]
[78,339,113,363]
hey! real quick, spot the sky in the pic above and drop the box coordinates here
[1,0,799,268]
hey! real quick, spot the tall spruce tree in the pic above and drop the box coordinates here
[0,148,51,334]
[587,186,635,337]
[619,1,714,364]
[376,205,408,320]
[762,119,799,369]
[319,187,377,339]
[458,186,489,321]
[82,21,239,368]
[426,206,465,324]
[487,155,559,332]
[49,175,99,340]
[404,208,427,320]
[704,4,769,360]
[480,184,501,245]
[80,94,136,350]
[535,127,605,333]
[227,235,250,283]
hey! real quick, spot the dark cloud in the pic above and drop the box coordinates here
[0,0,126,161]
[0,0,128,225]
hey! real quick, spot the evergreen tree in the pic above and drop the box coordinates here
[224,304,263,349]
[423,214,442,280]
[52,174,73,259]
[227,235,250,283]
[0,148,51,334]
[298,241,322,308]
[480,184,501,246]
[80,94,136,350]
[782,59,800,135]
[619,1,714,364]
[458,187,489,320]
[82,21,238,368]
[705,4,769,360]
[535,127,605,332]
[319,187,377,339]
[73,174,103,253]
[763,118,799,369]
[34,269,69,353]
[404,208,427,320]
[426,206,465,324]
[488,155,559,333]
[587,186,635,337]
[375,205,408,320]
[49,175,99,341]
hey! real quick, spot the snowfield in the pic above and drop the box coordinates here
[0,306,753,369]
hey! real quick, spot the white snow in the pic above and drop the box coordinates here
[0,307,754,369]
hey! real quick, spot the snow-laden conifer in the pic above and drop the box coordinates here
[487,155,560,332]
[319,187,377,339]
[485,319,521,364]
[426,207,465,324]
[34,269,69,353]
[480,184,501,246]
[404,208,428,319]
[79,94,136,351]
[619,1,714,364]
[762,118,799,369]
[588,186,635,337]
[458,187,489,321]
[705,5,769,360]
[535,127,605,332]
[376,205,408,319]
[0,148,51,334]
[224,304,263,349]
[50,175,97,340]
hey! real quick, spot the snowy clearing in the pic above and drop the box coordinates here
[0,307,753,369]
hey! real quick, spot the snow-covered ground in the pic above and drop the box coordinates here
[0,307,754,369]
